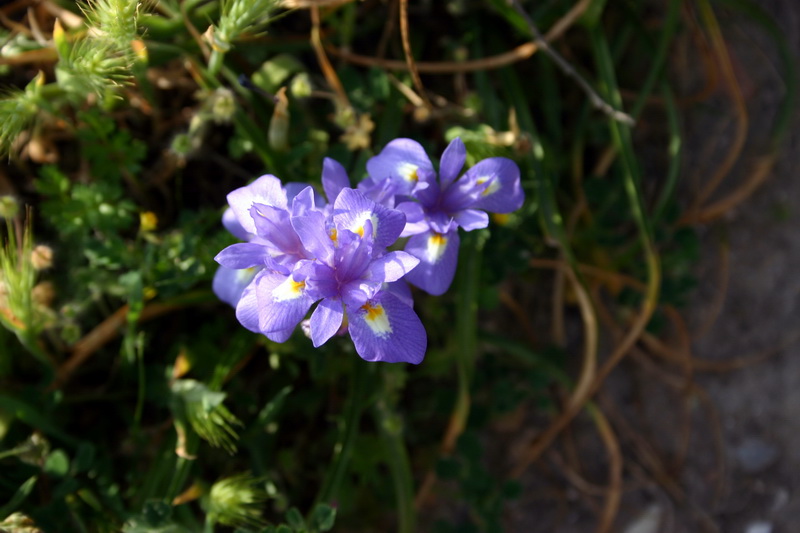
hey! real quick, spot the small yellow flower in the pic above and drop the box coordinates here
[341,113,375,151]
[139,211,158,232]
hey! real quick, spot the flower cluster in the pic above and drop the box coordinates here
[213,138,523,364]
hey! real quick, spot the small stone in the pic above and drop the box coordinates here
[745,521,772,533]
[735,437,779,473]
[623,504,662,533]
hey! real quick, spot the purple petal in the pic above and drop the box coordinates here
[453,209,489,231]
[333,188,406,250]
[255,271,316,333]
[213,265,258,307]
[357,177,399,208]
[404,229,460,295]
[364,251,419,284]
[227,175,288,234]
[250,204,306,265]
[461,158,524,213]
[383,280,413,308]
[265,327,296,343]
[322,158,350,204]
[413,170,441,209]
[285,182,324,206]
[366,138,434,195]
[290,186,318,217]
[234,274,262,332]
[291,209,334,264]
[439,137,466,188]
[222,208,251,240]
[215,243,271,269]
[347,291,426,364]
[310,298,345,347]
[333,225,375,282]
[396,202,430,237]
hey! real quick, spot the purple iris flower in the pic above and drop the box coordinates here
[214,178,426,364]
[367,137,524,295]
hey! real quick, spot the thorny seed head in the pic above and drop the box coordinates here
[30,245,53,271]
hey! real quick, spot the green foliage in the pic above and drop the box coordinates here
[0,0,794,531]
[213,0,281,52]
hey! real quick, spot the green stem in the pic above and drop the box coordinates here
[628,0,681,120]
[443,231,483,453]
[315,358,367,506]
[374,400,415,533]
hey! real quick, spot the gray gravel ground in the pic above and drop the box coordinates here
[506,1,800,531]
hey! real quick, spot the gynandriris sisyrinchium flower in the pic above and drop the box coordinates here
[367,137,524,295]
[213,137,524,363]
[214,174,426,364]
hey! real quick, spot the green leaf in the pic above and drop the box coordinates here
[285,507,305,530]
[309,503,336,532]
[142,500,172,526]
[0,476,37,519]
[43,449,70,477]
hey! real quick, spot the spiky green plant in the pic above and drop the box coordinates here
[203,473,268,529]
[213,0,280,52]
[82,0,142,50]
[170,379,242,454]
[0,75,44,156]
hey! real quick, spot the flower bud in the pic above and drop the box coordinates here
[31,281,55,307]
[289,73,312,99]
[0,196,19,219]
[210,88,236,124]
[268,87,289,152]
[31,245,53,270]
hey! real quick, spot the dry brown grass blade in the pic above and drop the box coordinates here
[310,5,350,109]
[498,289,538,346]
[684,1,749,219]
[512,257,658,478]
[630,350,728,510]
[685,152,778,224]
[692,240,729,338]
[52,301,189,388]
[0,47,57,66]
[328,0,591,74]
[590,406,622,533]
[398,0,431,111]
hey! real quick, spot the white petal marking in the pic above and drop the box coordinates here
[361,301,392,338]
[273,276,306,302]
[426,233,448,264]
[476,176,500,197]
[397,162,419,183]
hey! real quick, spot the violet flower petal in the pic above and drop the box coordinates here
[234,274,262,332]
[333,188,406,250]
[255,270,316,333]
[462,157,524,213]
[213,265,258,307]
[291,209,334,264]
[366,138,434,195]
[310,298,345,347]
[453,209,489,231]
[322,157,350,204]
[227,174,287,234]
[348,291,426,364]
[222,207,251,240]
[439,137,466,188]
[365,251,420,284]
[404,229,460,296]
[396,202,430,237]
[215,242,272,269]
